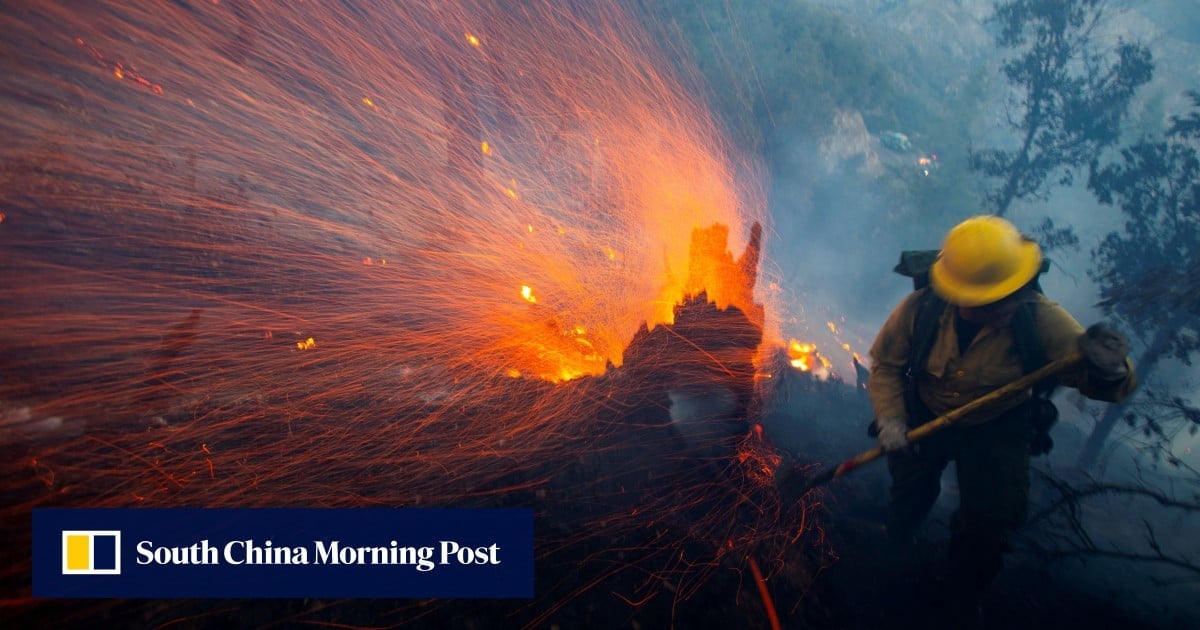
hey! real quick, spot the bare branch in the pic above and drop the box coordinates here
[1019,469,1200,585]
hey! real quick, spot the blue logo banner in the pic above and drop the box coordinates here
[33,508,534,598]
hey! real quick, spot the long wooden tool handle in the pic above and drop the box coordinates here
[818,350,1085,486]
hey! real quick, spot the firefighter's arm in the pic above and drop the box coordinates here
[868,292,921,423]
[1035,297,1138,402]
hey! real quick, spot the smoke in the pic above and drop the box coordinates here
[729,1,1200,624]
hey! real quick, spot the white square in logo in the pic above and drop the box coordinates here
[62,530,121,575]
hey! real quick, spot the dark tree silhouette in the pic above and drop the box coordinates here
[1019,469,1200,585]
[970,0,1153,217]
[1079,91,1200,467]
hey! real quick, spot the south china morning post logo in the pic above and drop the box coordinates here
[133,538,499,571]
[34,508,533,598]
[60,530,121,575]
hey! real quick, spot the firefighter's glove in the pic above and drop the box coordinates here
[876,417,910,453]
[1079,323,1130,381]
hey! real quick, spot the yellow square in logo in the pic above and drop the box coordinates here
[65,534,90,571]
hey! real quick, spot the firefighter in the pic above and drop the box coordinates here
[867,215,1137,621]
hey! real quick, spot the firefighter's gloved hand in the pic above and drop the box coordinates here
[876,417,909,453]
[1079,323,1130,381]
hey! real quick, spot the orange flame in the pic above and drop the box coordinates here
[786,339,832,375]
[787,339,817,371]
[0,5,804,624]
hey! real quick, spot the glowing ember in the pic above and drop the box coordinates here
[788,340,817,371]
[0,0,778,480]
[0,1,802,623]
[787,339,832,375]
[520,284,537,303]
[7,0,769,387]
[917,154,938,176]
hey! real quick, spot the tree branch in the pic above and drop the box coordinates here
[1019,468,1200,584]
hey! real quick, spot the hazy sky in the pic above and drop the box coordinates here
[752,0,1199,463]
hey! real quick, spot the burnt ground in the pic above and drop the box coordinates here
[763,369,1181,629]
[4,374,1177,630]
[0,296,797,629]
[1,299,1190,629]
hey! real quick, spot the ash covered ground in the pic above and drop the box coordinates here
[3,294,1181,629]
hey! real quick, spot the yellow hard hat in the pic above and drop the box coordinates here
[929,215,1042,307]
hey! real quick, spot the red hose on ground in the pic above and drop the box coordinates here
[747,555,781,630]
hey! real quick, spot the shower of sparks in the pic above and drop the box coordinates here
[0,0,819,623]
